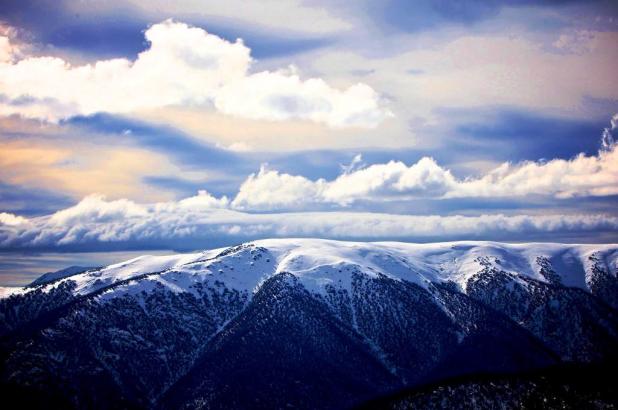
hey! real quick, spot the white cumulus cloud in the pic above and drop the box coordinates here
[0,20,391,128]
[231,142,618,210]
[231,165,325,210]
[0,212,28,226]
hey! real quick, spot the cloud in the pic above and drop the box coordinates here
[341,154,364,174]
[171,190,230,210]
[230,157,456,210]
[601,113,618,151]
[371,0,606,34]
[214,66,391,128]
[553,30,597,54]
[0,36,12,63]
[49,194,148,226]
[307,30,618,121]
[232,165,323,210]
[0,20,391,128]
[0,212,27,226]
[448,145,618,199]
[0,181,73,216]
[65,0,352,35]
[0,139,194,202]
[0,114,256,208]
[3,111,616,215]
[1,193,616,250]
[230,140,618,209]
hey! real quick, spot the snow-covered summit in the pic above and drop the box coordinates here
[6,239,617,302]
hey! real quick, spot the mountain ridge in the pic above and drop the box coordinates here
[1,239,617,409]
[28,265,97,288]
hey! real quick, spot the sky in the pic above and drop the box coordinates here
[1,0,618,269]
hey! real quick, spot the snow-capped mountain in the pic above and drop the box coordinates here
[1,239,617,409]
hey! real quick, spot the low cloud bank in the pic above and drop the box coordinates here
[1,194,616,250]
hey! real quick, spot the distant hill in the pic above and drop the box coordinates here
[28,266,96,287]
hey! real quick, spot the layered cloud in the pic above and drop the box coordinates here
[1,116,617,250]
[65,0,353,35]
[232,141,618,210]
[0,20,391,128]
[307,30,618,122]
[0,138,198,202]
[1,194,616,250]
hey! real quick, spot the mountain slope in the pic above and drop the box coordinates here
[1,239,617,409]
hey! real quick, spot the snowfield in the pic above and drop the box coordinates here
[4,239,616,301]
